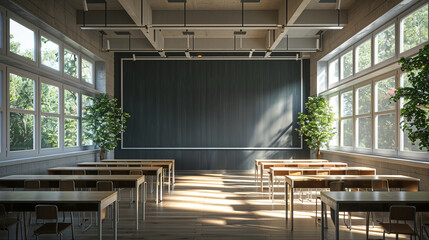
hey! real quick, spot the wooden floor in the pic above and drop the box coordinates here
[1,172,416,239]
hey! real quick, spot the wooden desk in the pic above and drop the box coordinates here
[285,175,420,231]
[0,191,117,240]
[103,159,175,185]
[268,167,376,199]
[0,175,145,230]
[48,166,163,203]
[254,159,329,184]
[77,162,173,192]
[320,192,429,240]
[260,162,348,191]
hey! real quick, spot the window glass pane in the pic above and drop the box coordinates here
[401,4,428,52]
[328,59,339,85]
[375,77,395,112]
[356,39,371,72]
[41,83,59,114]
[402,126,424,152]
[356,84,371,115]
[10,113,34,151]
[341,91,353,117]
[64,118,78,147]
[82,59,93,84]
[9,73,34,110]
[376,113,395,150]
[375,24,395,64]
[357,117,371,148]
[82,118,93,146]
[41,36,59,71]
[41,116,59,149]
[341,118,353,147]
[340,50,353,79]
[64,49,79,78]
[317,68,327,94]
[64,89,78,116]
[9,19,34,60]
[329,95,339,147]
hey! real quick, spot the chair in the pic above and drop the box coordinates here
[33,205,74,240]
[378,205,417,240]
[315,181,345,225]
[96,181,114,227]
[370,180,390,226]
[0,204,20,240]
[59,181,75,222]
[24,180,40,190]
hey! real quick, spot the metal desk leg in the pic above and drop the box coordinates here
[335,204,339,240]
[142,182,145,221]
[291,186,294,231]
[160,170,163,202]
[285,182,288,221]
[366,212,369,240]
[114,200,118,240]
[98,205,102,240]
[321,202,325,240]
[168,166,171,193]
[135,182,139,230]
[156,173,159,204]
[260,169,264,192]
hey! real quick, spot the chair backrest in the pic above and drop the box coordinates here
[129,170,142,175]
[24,180,40,189]
[330,181,345,191]
[371,179,389,192]
[98,170,111,175]
[390,205,416,222]
[72,170,86,175]
[96,181,113,191]
[36,205,58,221]
[59,180,75,191]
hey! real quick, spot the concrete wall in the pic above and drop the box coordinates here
[10,0,115,96]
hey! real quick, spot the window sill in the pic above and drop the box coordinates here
[0,149,99,167]
[321,149,429,169]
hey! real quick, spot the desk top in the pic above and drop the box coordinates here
[0,175,144,182]
[321,191,429,204]
[286,175,420,182]
[270,167,375,171]
[256,159,329,163]
[0,191,117,203]
[77,162,172,167]
[262,162,347,167]
[48,166,162,171]
[103,159,174,162]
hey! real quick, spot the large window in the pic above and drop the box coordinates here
[64,89,78,147]
[9,72,35,151]
[355,84,372,149]
[329,95,339,147]
[400,4,428,52]
[64,49,79,79]
[375,77,396,150]
[328,58,339,86]
[9,19,35,61]
[81,59,93,84]
[340,90,353,147]
[340,50,353,79]
[375,24,395,64]
[81,95,93,145]
[355,39,371,73]
[41,36,60,71]
[40,82,59,149]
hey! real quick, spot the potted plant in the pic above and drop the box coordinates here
[390,45,429,151]
[84,93,130,160]
[296,96,336,158]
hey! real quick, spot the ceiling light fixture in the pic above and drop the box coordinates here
[133,54,136,61]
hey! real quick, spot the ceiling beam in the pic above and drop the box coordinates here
[266,0,311,57]
[76,10,134,24]
[294,10,348,26]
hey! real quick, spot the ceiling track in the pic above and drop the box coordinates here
[81,25,343,31]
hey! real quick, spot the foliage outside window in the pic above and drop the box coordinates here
[340,90,353,147]
[64,49,79,78]
[328,59,339,85]
[41,83,59,149]
[341,50,353,79]
[375,24,395,64]
[9,19,34,61]
[297,96,335,157]
[375,77,396,112]
[82,95,93,145]
[64,89,78,147]
[82,59,93,84]
[401,4,428,52]
[9,73,35,151]
[375,77,396,150]
[41,36,59,71]
[329,95,339,147]
[341,91,353,117]
[356,84,372,149]
[355,39,371,72]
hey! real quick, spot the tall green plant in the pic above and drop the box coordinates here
[84,94,130,159]
[391,45,429,151]
[297,96,336,157]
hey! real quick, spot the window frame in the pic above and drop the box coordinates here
[328,92,340,150]
[354,37,373,75]
[354,80,373,153]
[328,57,340,87]
[63,86,80,150]
[39,77,62,153]
[0,6,6,55]
[7,13,38,66]
[0,64,6,159]
[6,67,38,158]
[339,88,354,150]
[62,45,81,81]
[39,31,62,74]
[399,3,429,55]
[340,47,354,81]
[373,20,397,67]
[80,56,95,86]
